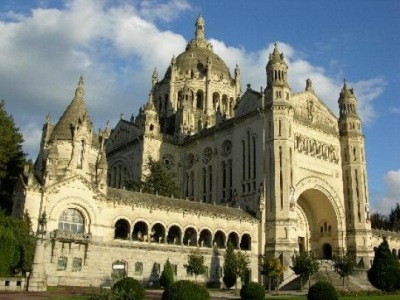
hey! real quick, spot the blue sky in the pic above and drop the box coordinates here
[0,0,399,213]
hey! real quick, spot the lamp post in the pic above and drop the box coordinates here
[27,211,48,292]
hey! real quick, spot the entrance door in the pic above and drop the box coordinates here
[322,243,332,259]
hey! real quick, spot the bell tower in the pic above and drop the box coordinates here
[338,80,372,265]
[264,44,296,263]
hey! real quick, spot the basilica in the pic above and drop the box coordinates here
[12,16,377,291]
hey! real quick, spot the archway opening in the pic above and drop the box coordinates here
[297,187,340,258]
[114,219,130,239]
[150,223,165,243]
[132,221,148,242]
[240,234,251,250]
[227,232,239,248]
[183,227,197,246]
[167,225,182,245]
[199,229,212,248]
[213,231,226,248]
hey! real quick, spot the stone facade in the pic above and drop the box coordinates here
[13,16,392,290]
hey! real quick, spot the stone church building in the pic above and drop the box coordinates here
[13,16,376,290]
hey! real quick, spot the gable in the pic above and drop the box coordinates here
[107,119,140,151]
[45,175,98,197]
[292,91,338,135]
[235,88,262,118]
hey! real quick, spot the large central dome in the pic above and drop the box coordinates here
[166,16,231,80]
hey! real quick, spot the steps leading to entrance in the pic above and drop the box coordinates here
[280,260,376,291]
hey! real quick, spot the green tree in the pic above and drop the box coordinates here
[125,156,180,198]
[368,239,400,291]
[184,248,207,281]
[389,203,400,231]
[0,100,26,215]
[0,211,35,276]
[370,212,390,230]
[260,255,286,293]
[223,242,237,289]
[332,253,355,287]
[290,251,319,290]
[223,242,250,294]
[159,259,174,289]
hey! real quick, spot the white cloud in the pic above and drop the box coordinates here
[390,107,400,115]
[0,0,385,162]
[372,170,400,214]
[138,0,192,23]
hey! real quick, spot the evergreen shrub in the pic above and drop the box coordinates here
[161,280,210,300]
[368,239,400,292]
[159,259,174,289]
[307,281,338,300]
[240,282,265,300]
[111,277,145,300]
[222,269,236,289]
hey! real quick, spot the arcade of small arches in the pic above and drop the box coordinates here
[156,90,235,117]
[114,218,252,251]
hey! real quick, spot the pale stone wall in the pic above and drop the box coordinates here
[35,178,259,287]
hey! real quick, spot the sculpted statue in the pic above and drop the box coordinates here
[289,186,296,211]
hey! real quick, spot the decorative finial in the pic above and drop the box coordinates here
[75,75,84,98]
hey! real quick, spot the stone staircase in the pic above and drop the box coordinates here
[281,260,376,291]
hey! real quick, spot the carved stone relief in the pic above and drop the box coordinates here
[294,133,339,164]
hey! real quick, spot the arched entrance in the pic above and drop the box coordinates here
[296,184,342,259]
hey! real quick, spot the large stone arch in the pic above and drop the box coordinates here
[295,176,345,258]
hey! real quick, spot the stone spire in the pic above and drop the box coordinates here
[144,93,156,112]
[186,15,212,50]
[50,75,92,141]
[152,68,158,87]
[195,14,205,41]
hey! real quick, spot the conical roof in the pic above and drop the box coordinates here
[50,76,92,141]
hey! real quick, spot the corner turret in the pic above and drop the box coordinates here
[265,43,291,104]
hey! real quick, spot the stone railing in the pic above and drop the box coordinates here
[52,230,92,244]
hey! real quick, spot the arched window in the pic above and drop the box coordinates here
[196,90,204,110]
[58,208,84,233]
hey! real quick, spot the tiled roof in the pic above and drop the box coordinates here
[107,188,258,223]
